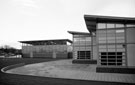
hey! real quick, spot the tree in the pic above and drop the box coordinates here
[0,45,21,56]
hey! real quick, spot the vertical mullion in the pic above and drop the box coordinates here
[115,24,117,66]
[106,23,108,66]
[124,24,127,66]
[73,35,74,59]
[78,35,80,59]
[85,36,86,59]
[91,33,93,60]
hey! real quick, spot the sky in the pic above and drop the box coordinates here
[0,0,135,49]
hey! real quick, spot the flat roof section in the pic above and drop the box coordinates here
[19,39,72,45]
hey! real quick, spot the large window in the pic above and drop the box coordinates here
[74,38,80,45]
[97,23,125,29]
[116,24,124,28]
[97,30,107,43]
[126,24,135,27]
[97,23,106,29]
[107,23,115,28]
[73,34,91,59]
[107,30,116,43]
[97,23,126,66]
[116,29,125,43]
[77,51,91,59]
[97,29,125,44]
[100,52,125,66]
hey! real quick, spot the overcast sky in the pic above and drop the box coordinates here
[0,0,135,49]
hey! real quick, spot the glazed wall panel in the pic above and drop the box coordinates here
[126,28,135,43]
[127,44,135,66]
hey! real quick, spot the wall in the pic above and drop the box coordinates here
[126,28,135,43]
[22,45,67,53]
[92,36,97,60]
[93,45,98,60]
[73,34,92,59]
[126,27,135,66]
[22,45,68,58]
[127,44,135,66]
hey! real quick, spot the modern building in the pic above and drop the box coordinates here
[69,15,135,73]
[19,39,72,59]
[68,31,97,64]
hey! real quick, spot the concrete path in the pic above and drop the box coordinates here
[6,59,135,84]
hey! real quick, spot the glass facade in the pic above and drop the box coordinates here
[21,40,72,58]
[97,23,126,66]
[84,15,135,67]
[73,34,91,59]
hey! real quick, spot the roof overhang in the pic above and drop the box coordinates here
[84,15,135,23]
[84,15,135,32]
[19,39,72,45]
[68,31,91,35]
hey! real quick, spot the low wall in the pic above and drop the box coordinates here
[96,66,135,74]
[72,59,97,64]
[1,63,25,73]
[22,54,30,58]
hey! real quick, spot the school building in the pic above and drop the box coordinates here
[19,39,72,59]
[69,15,135,73]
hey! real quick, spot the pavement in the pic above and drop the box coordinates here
[6,59,135,84]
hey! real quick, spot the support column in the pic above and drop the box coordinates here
[53,51,56,58]
[30,52,33,58]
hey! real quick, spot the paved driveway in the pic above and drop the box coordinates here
[6,59,135,84]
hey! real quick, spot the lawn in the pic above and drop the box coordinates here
[0,58,133,85]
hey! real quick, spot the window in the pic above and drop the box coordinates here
[77,51,91,59]
[116,30,124,33]
[85,37,91,41]
[99,40,107,43]
[116,24,124,28]
[98,30,106,34]
[97,30,107,44]
[74,38,80,42]
[107,23,115,28]
[99,48,107,52]
[126,24,135,27]
[108,48,115,52]
[73,34,92,60]
[74,47,80,51]
[107,30,115,34]
[106,30,116,43]
[99,45,106,49]
[79,37,86,45]
[99,37,107,41]
[100,52,123,66]
[85,37,91,45]
[98,43,126,66]
[116,30,125,43]
[74,38,80,45]
[73,35,80,37]
[107,45,115,49]
[97,23,106,29]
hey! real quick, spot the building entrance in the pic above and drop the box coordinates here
[77,51,91,59]
[100,52,124,66]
